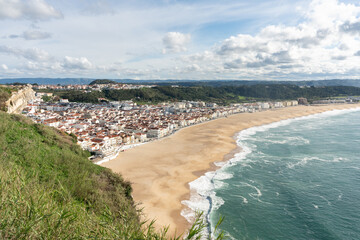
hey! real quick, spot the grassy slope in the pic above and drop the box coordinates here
[0,86,12,111]
[0,112,179,239]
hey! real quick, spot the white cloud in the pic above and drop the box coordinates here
[208,0,360,77]
[8,30,51,40]
[332,55,347,60]
[162,32,191,53]
[22,30,51,40]
[63,56,92,70]
[188,51,214,62]
[340,21,360,34]
[1,64,8,70]
[217,34,267,56]
[21,47,51,61]
[306,0,360,29]
[0,45,51,61]
[0,64,21,76]
[0,0,62,21]
[81,0,116,15]
[186,64,201,72]
[1,0,360,80]
[0,0,310,79]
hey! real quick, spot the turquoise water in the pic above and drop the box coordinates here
[183,108,360,240]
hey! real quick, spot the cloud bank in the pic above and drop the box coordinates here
[8,30,51,40]
[0,0,62,21]
[185,0,360,79]
[1,0,360,80]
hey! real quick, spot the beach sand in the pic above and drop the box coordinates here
[102,104,360,236]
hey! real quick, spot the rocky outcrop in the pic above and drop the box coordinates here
[6,85,36,114]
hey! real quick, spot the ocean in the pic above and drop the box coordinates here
[182,107,360,240]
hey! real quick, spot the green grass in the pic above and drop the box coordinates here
[0,112,226,239]
[0,86,12,111]
[0,112,141,238]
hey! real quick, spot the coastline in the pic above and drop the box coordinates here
[102,104,360,235]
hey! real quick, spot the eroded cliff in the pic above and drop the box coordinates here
[6,85,36,114]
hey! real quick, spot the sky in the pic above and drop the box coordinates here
[1,0,360,80]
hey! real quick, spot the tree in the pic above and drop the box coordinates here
[42,95,52,102]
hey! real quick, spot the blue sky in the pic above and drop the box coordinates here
[0,0,360,80]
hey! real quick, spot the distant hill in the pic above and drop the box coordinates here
[56,85,360,104]
[1,78,360,88]
[89,79,118,85]
[151,79,360,88]
[0,78,95,85]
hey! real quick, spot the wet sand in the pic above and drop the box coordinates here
[102,104,360,236]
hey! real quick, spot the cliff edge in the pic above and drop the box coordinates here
[5,85,36,114]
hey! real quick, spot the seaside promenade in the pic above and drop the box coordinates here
[102,103,360,235]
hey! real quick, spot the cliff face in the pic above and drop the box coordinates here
[5,85,36,114]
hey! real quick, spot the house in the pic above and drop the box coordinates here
[134,132,147,142]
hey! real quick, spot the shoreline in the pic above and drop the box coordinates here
[102,104,360,236]
[95,115,232,165]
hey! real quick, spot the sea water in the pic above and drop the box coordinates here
[182,108,360,240]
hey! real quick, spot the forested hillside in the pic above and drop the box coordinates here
[89,79,118,85]
[52,85,360,104]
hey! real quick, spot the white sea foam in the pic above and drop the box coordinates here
[96,143,144,165]
[181,106,360,236]
[287,156,349,169]
[240,196,248,204]
[287,157,317,169]
[262,136,310,145]
[247,185,262,198]
[213,172,234,180]
[320,195,332,206]
[333,157,348,162]
[181,171,227,223]
[338,193,343,200]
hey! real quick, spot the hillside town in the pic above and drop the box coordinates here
[23,96,299,162]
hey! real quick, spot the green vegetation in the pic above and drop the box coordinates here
[55,90,104,103]
[89,79,118,85]
[41,95,52,102]
[0,112,225,239]
[0,112,137,238]
[52,85,360,104]
[0,86,13,111]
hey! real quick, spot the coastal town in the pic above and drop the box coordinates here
[3,0,360,238]
[5,82,357,163]
[23,94,300,162]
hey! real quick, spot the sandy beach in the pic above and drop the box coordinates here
[102,104,360,235]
